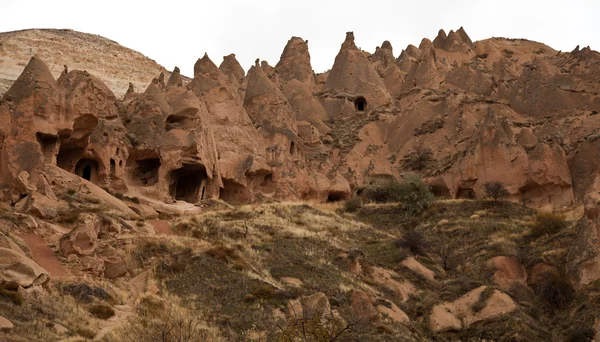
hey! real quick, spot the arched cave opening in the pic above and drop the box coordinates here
[354,96,367,112]
[131,158,161,186]
[169,164,208,203]
[290,141,296,155]
[430,184,451,198]
[456,188,477,200]
[75,159,100,182]
[36,133,59,164]
[327,191,349,203]
[165,114,195,131]
[110,159,116,176]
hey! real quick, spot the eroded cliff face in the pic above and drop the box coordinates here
[3,28,600,284]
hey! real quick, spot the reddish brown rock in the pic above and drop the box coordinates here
[351,290,378,322]
[486,256,527,289]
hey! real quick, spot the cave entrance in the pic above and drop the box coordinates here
[36,133,59,164]
[169,164,208,203]
[131,158,161,186]
[75,159,99,182]
[82,165,92,180]
[326,191,349,203]
[456,188,476,199]
[430,184,451,198]
[354,96,367,112]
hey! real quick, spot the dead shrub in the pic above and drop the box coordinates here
[89,303,116,319]
[344,197,363,213]
[531,212,566,238]
[395,230,429,256]
[62,283,111,303]
[532,271,574,312]
[483,181,509,202]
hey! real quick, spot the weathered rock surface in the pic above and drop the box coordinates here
[0,247,50,288]
[429,286,517,332]
[1,28,599,213]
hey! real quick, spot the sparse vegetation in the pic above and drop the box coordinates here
[344,197,363,212]
[361,174,434,215]
[531,212,567,238]
[484,181,509,201]
[396,230,429,256]
[533,270,574,312]
[403,146,434,171]
[89,303,116,319]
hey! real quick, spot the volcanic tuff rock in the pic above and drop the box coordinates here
[2,27,600,287]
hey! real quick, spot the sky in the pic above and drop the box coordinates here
[1,0,599,76]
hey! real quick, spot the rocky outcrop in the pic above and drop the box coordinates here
[429,286,516,332]
[1,28,600,211]
[0,246,50,288]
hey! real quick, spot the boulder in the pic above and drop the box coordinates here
[486,256,527,289]
[351,290,378,322]
[429,286,516,332]
[401,257,436,280]
[0,233,25,256]
[98,246,127,279]
[0,316,13,333]
[300,292,331,319]
[59,215,99,256]
[0,247,50,288]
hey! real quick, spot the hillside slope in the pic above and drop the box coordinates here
[0,29,169,98]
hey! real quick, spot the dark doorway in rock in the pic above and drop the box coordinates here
[327,191,349,202]
[132,158,161,186]
[430,184,451,198]
[456,188,476,199]
[110,159,116,176]
[82,165,92,180]
[36,133,59,164]
[57,144,86,172]
[290,141,295,155]
[75,159,99,182]
[354,96,367,112]
[169,164,208,203]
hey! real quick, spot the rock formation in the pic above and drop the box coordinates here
[2,27,600,285]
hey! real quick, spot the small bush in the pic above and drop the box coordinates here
[403,146,434,171]
[396,230,429,256]
[89,304,116,319]
[532,271,574,312]
[344,197,363,213]
[362,175,434,215]
[531,212,566,238]
[62,283,111,303]
[483,181,509,201]
[567,328,596,342]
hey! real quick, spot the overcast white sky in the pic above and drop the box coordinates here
[1,0,598,76]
